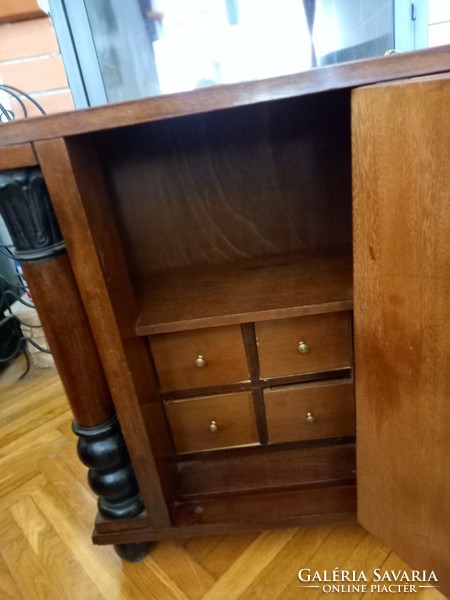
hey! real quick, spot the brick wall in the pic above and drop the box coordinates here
[0,1,74,119]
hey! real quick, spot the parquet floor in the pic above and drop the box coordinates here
[0,356,446,599]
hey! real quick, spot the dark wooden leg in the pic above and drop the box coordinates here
[0,167,150,561]
[114,542,153,563]
[73,417,144,520]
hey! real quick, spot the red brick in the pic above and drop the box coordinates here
[0,55,68,94]
[10,91,74,118]
[0,18,59,61]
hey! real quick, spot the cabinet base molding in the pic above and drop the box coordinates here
[93,483,356,546]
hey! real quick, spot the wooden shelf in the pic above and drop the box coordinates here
[133,248,353,335]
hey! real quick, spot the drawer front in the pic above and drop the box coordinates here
[255,312,352,379]
[165,391,258,453]
[150,325,250,391]
[264,380,355,444]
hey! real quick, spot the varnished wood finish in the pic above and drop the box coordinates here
[173,486,356,530]
[1,359,444,600]
[2,48,448,591]
[21,255,114,427]
[58,135,177,506]
[256,312,353,379]
[134,250,353,335]
[176,443,356,499]
[96,92,351,278]
[96,486,357,543]
[159,367,352,401]
[165,392,258,454]
[251,387,269,445]
[150,325,250,391]
[33,138,173,529]
[0,46,449,146]
[241,324,260,383]
[0,144,37,170]
[353,74,450,593]
[264,380,355,444]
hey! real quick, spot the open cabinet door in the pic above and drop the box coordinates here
[352,74,450,595]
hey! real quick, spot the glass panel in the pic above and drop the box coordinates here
[314,0,394,66]
[81,0,448,102]
[152,0,312,94]
[83,0,161,102]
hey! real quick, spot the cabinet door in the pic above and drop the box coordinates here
[353,74,450,595]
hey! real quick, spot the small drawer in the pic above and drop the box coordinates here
[165,391,259,454]
[255,312,352,379]
[150,325,250,391]
[264,380,355,444]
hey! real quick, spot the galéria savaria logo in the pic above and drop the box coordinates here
[297,568,440,594]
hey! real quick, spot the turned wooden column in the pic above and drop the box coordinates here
[0,167,150,561]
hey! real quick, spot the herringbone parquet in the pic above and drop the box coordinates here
[0,357,445,599]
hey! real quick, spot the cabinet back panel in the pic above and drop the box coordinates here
[94,90,351,278]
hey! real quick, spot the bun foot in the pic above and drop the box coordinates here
[114,541,152,562]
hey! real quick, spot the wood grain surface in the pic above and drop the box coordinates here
[256,312,353,379]
[0,144,36,170]
[134,249,353,335]
[353,74,450,595]
[264,380,355,444]
[176,443,356,499]
[34,138,173,529]
[21,256,114,428]
[97,91,351,277]
[165,391,258,454]
[150,325,250,391]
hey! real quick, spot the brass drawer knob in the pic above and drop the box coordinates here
[298,341,309,354]
[305,412,316,425]
[209,420,218,433]
[195,355,206,368]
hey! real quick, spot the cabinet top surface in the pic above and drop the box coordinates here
[0,45,449,148]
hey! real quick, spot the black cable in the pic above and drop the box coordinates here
[23,337,52,354]
[0,273,29,291]
[0,86,28,118]
[1,312,42,329]
[19,348,31,379]
[3,290,35,308]
[0,84,46,115]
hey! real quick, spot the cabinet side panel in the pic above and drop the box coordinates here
[353,78,450,593]
[34,137,174,529]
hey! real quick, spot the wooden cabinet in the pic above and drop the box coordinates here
[0,46,449,593]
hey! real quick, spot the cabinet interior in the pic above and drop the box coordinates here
[93,88,353,335]
[72,86,356,526]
